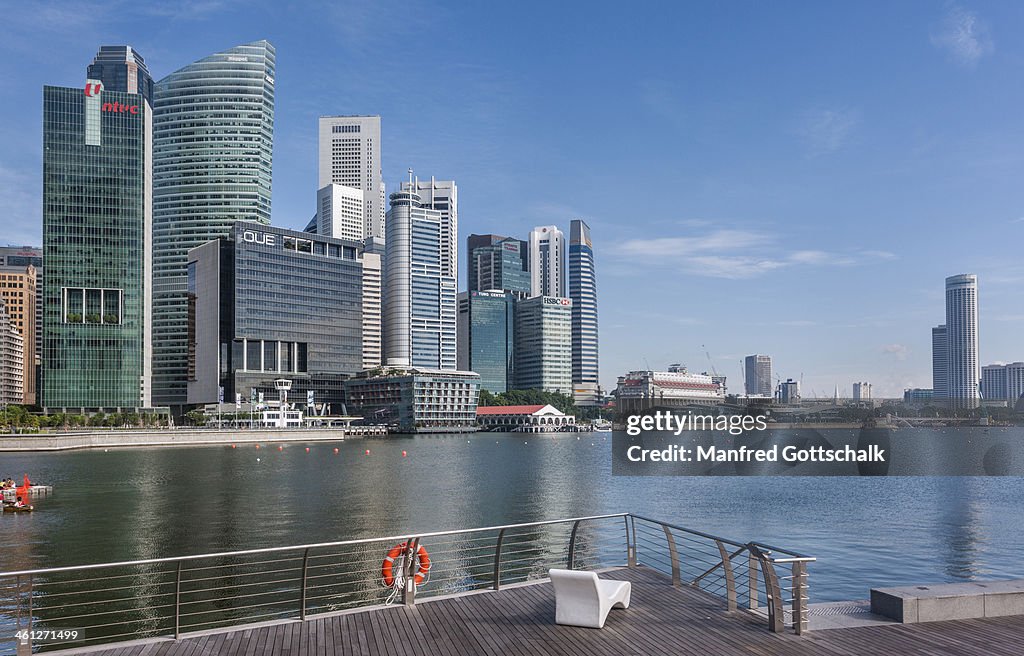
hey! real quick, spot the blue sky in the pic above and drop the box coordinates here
[3,1,1023,397]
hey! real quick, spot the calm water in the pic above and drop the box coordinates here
[2,431,1024,602]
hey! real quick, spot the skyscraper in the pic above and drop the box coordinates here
[86,46,154,102]
[569,219,599,405]
[945,274,979,407]
[383,182,457,369]
[0,247,42,375]
[318,116,384,240]
[458,290,516,393]
[42,55,152,410]
[362,238,384,369]
[744,355,772,396]
[514,296,573,393]
[317,184,365,241]
[931,325,948,401]
[151,41,276,410]
[0,267,36,404]
[529,226,566,297]
[408,178,458,281]
[981,364,1007,401]
[467,235,530,295]
[0,301,24,406]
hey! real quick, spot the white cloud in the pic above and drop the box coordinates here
[931,6,994,66]
[882,344,910,361]
[797,107,861,156]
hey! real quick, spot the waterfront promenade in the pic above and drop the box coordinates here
[0,428,385,452]
[55,567,1022,656]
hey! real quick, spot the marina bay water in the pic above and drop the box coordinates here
[2,430,1024,602]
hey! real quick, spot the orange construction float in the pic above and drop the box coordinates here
[381,542,431,587]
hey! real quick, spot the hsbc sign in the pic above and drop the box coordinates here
[543,297,572,306]
[84,82,140,115]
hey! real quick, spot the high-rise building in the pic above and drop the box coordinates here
[467,235,530,295]
[186,223,364,409]
[383,183,457,369]
[43,64,152,411]
[86,46,154,102]
[981,364,1008,402]
[458,290,516,393]
[152,40,276,410]
[362,238,384,369]
[318,116,384,240]
[528,226,566,297]
[744,355,772,396]
[408,178,458,280]
[514,296,572,393]
[2,244,44,368]
[1007,362,1024,408]
[852,381,872,401]
[945,274,979,407]
[0,301,24,406]
[569,219,599,405]
[932,325,948,400]
[777,378,800,404]
[0,267,37,404]
[316,184,365,242]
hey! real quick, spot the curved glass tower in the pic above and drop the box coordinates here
[151,41,275,409]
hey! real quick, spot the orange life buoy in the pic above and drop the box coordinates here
[381,542,431,587]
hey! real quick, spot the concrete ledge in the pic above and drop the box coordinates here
[871,579,1024,623]
[0,429,383,452]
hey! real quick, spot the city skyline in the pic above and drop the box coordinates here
[3,2,1024,396]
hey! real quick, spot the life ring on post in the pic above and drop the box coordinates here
[381,542,431,587]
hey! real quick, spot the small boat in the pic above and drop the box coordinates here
[2,505,33,513]
[592,420,612,433]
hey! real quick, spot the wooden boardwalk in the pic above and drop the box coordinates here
[58,567,1024,656]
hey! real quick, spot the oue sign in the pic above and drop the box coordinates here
[241,230,276,246]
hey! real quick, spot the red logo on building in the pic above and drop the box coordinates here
[84,82,139,114]
[84,82,102,97]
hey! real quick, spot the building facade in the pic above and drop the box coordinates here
[316,184,365,242]
[514,295,572,393]
[744,354,772,397]
[0,302,24,406]
[318,116,384,240]
[361,238,384,369]
[932,325,948,400]
[476,404,576,432]
[86,46,154,103]
[42,75,151,412]
[467,235,529,295]
[186,223,364,410]
[1008,362,1024,408]
[2,244,44,367]
[569,219,599,405]
[383,185,457,369]
[615,365,725,415]
[528,226,566,298]
[457,290,516,394]
[152,40,276,411]
[0,267,37,404]
[344,367,480,432]
[981,364,1008,402]
[852,381,872,401]
[945,274,979,407]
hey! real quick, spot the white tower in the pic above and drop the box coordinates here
[945,274,980,408]
[529,225,566,298]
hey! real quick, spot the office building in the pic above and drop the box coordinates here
[457,290,516,394]
[408,178,458,280]
[932,325,948,400]
[42,63,152,411]
[852,382,872,401]
[152,40,276,411]
[744,355,772,397]
[904,388,934,404]
[186,223,364,409]
[0,302,24,406]
[318,116,384,240]
[383,182,457,369]
[981,364,1008,402]
[514,295,572,393]
[777,379,801,404]
[467,234,529,294]
[615,364,725,415]
[0,267,37,404]
[1007,362,1024,408]
[86,46,154,102]
[316,184,365,241]
[1,247,43,369]
[362,238,384,369]
[344,367,480,432]
[529,226,566,297]
[569,219,599,405]
[945,274,979,407]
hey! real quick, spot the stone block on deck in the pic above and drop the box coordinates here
[870,579,1024,623]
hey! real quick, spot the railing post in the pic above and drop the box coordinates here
[662,524,681,587]
[174,562,182,639]
[792,560,809,635]
[748,551,758,610]
[402,538,420,606]
[625,516,637,567]
[715,540,737,611]
[300,548,310,621]
[14,575,32,656]
[748,544,784,633]
[493,529,506,591]
[567,520,581,570]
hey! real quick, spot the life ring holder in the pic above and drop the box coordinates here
[381,540,431,602]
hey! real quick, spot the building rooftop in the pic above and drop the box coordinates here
[476,404,548,415]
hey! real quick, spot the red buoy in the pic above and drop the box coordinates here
[278,445,283,451]
[402,450,407,457]
[305,447,310,453]
[365,449,370,455]
[255,444,260,450]
[333,448,339,454]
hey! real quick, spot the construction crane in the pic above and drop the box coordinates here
[702,345,719,376]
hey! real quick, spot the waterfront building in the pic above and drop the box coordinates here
[344,367,480,432]
[514,296,573,393]
[0,301,24,406]
[467,235,530,295]
[528,226,566,298]
[615,364,725,415]
[0,267,37,404]
[569,219,599,406]
[152,40,276,412]
[904,388,934,404]
[744,355,772,397]
[932,325,948,400]
[1,246,43,367]
[981,364,1008,402]
[457,290,516,394]
[316,184,365,242]
[777,379,801,405]
[42,62,152,411]
[186,223,364,410]
[1007,363,1024,409]
[852,382,872,401]
[476,404,576,432]
[383,182,457,369]
[318,116,384,240]
[945,274,980,408]
[362,238,384,369]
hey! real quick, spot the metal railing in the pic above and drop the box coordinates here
[0,513,813,652]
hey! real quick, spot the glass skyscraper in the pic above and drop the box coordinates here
[945,274,980,408]
[42,75,151,410]
[568,219,599,404]
[457,290,516,393]
[152,40,276,410]
[467,236,530,295]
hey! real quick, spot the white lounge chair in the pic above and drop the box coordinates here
[549,569,631,628]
